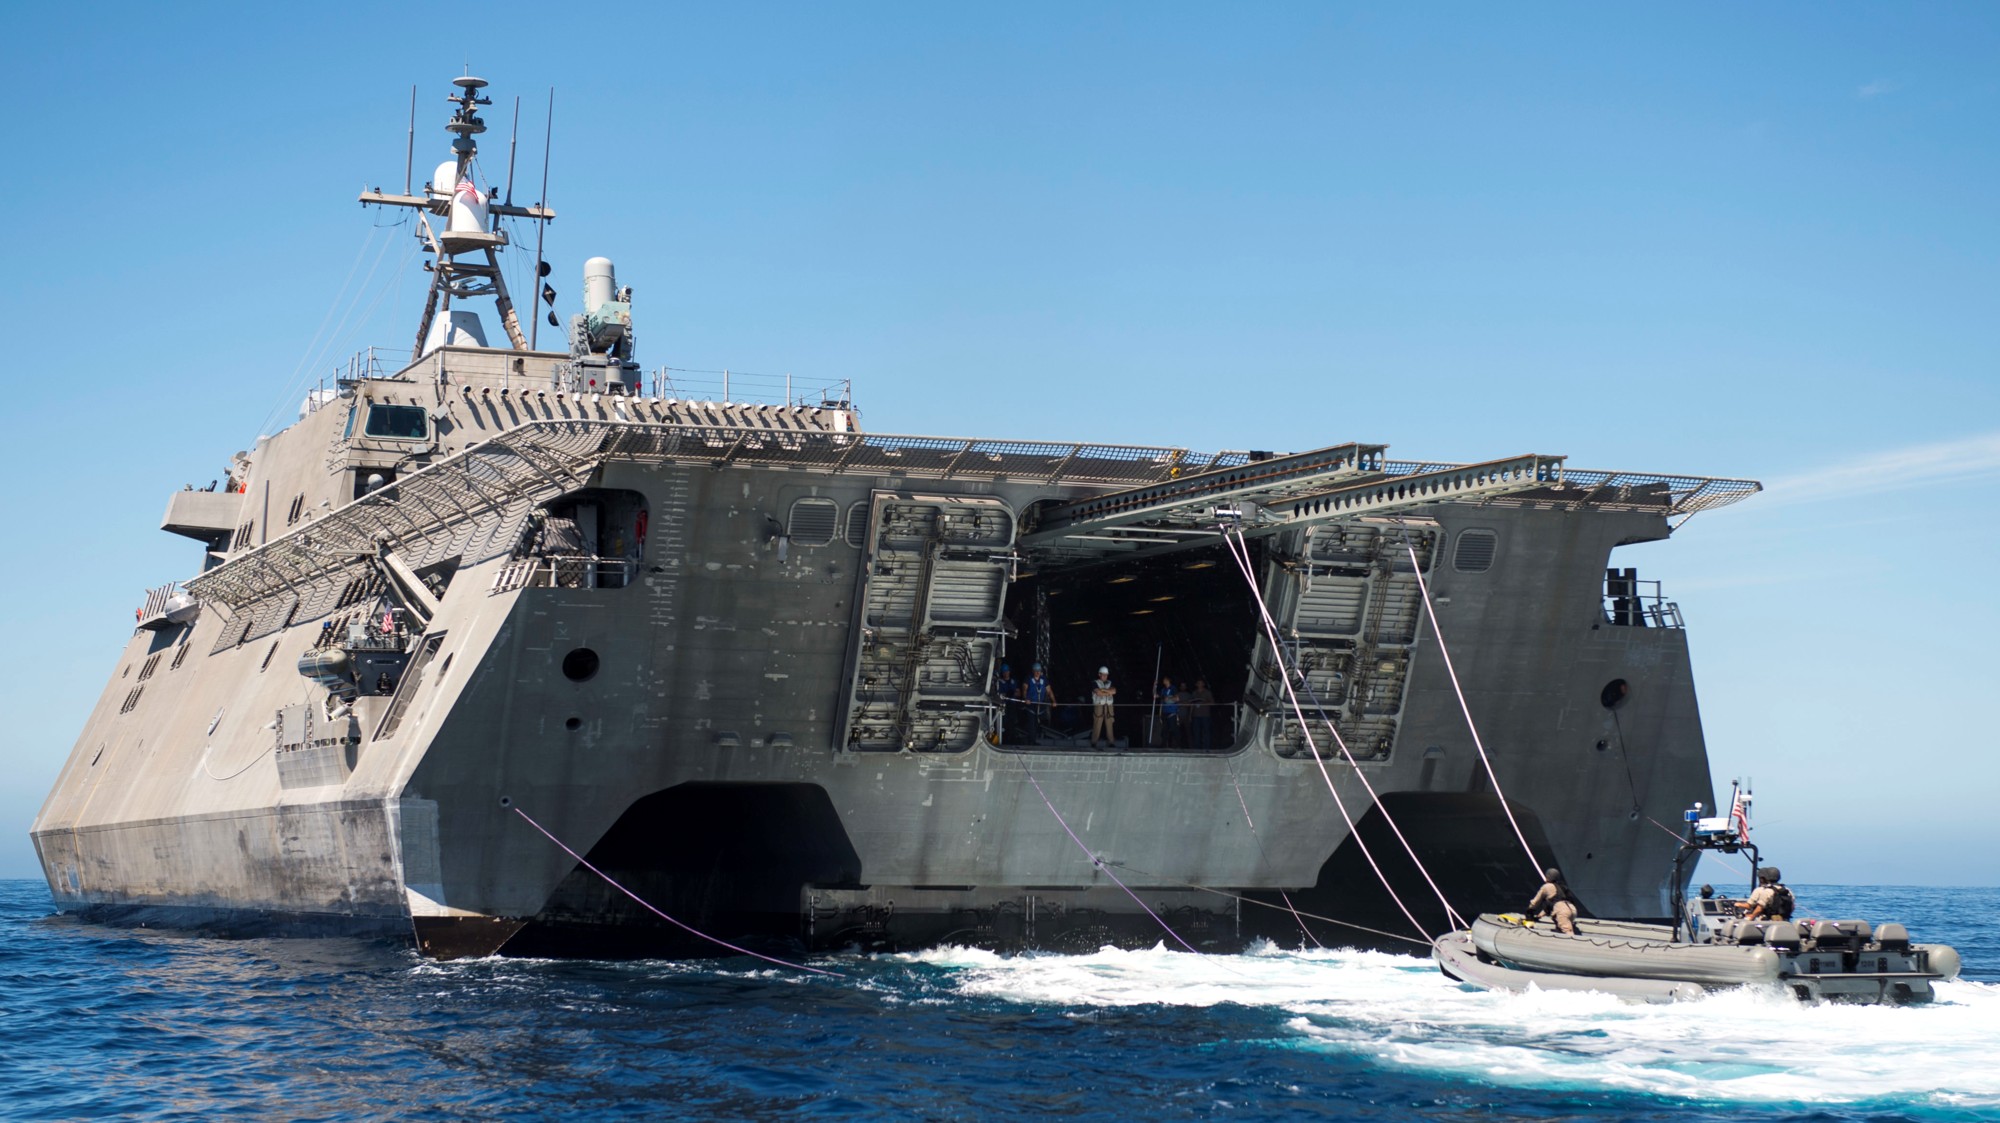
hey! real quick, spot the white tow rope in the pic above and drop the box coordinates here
[1221,529,1448,940]
[1395,524,1543,876]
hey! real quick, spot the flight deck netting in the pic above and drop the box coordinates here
[1384,461,1759,518]
[186,420,1234,610]
[187,416,1759,612]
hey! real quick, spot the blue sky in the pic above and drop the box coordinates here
[1,3,1994,886]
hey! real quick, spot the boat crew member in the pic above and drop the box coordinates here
[992,663,1019,743]
[1526,866,1579,934]
[1089,667,1117,749]
[1188,678,1216,750]
[1743,866,1794,921]
[1157,677,1182,748]
[1023,664,1055,744]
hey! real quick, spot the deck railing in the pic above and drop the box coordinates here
[490,555,638,594]
[1603,574,1684,629]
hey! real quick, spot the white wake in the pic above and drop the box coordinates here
[884,942,2000,1107]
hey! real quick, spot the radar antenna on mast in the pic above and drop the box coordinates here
[358,75,557,357]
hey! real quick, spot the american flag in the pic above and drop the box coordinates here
[455,178,483,206]
[1729,788,1752,842]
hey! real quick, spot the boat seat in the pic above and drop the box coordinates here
[1807,920,1859,950]
[1734,923,1766,946]
[1873,922,1910,951]
[1763,922,1803,951]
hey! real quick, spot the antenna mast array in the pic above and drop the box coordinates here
[359,76,557,357]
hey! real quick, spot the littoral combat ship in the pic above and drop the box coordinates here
[33,77,1760,959]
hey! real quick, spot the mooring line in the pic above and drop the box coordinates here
[1394,524,1543,875]
[1287,654,1470,933]
[511,805,844,977]
[1017,764,1209,957]
[1107,859,1432,949]
[1220,529,1441,941]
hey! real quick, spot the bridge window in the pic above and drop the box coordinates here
[363,404,429,440]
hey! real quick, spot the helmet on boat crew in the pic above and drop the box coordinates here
[1542,866,1562,882]
[1758,866,1782,883]
[1098,666,1109,675]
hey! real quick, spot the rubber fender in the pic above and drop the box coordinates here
[1918,944,1962,981]
[1742,946,1783,981]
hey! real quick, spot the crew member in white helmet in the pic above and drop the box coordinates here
[1089,667,1117,749]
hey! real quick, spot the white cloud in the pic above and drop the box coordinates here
[1856,78,1899,99]
[1759,430,2000,506]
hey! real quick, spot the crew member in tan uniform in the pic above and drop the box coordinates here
[1525,866,1579,934]
[1089,667,1117,749]
[1743,866,1794,921]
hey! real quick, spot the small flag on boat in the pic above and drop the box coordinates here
[1729,788,1752,842]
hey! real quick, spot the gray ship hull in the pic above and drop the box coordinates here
[34,387,1732,958]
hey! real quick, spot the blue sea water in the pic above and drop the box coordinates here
[1,881,1995,1122]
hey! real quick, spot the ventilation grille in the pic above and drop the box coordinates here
[120,687,144,715]
[788,498,839,546]
[845,502,871,548]
[1453,530,1497,573]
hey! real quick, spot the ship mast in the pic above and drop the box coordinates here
[358,76,556,356]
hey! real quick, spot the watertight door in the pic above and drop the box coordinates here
[839,493,1014,752]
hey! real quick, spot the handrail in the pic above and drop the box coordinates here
[490,554,637,594]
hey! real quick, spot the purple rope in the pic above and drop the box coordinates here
[511,805,844,977]
[1019,766,1203,955]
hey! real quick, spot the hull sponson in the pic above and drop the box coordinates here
[36,425,1715,953]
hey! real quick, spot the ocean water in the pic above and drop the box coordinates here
[1,881,1995,1122]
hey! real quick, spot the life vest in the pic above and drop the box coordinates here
[1025,676,1051,703]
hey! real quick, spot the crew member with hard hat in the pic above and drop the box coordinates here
[1089,666,1117,749]
[1022,663,1056,744]
[1525,866,1580,934]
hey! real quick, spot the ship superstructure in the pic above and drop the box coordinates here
[33,78,1760,958]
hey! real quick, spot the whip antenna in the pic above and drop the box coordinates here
[504,94,519,206]
[402,85,416,195]
[529,87,554,351]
